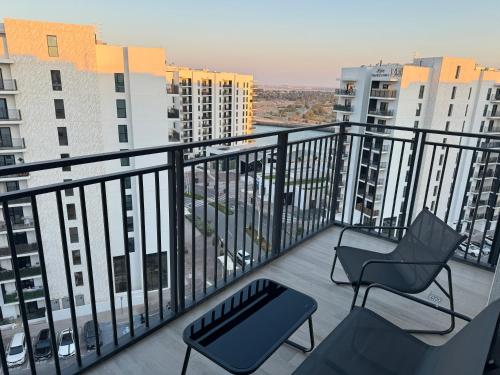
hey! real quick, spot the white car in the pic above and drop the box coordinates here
[58,329,75,358]
[236,249,252,267]
[6,332,26,367]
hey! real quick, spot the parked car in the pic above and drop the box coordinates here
[6,332,26,367]
[236,249,252,267]
[58,329,75,358]
[83,321,103,350]
[34,328,52,360]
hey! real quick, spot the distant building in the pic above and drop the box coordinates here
[334,57,500,237]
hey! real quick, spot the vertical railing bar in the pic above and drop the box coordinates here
[55,190,82,365]
[370,138,383,226]
[350,134,363,225]
[389,141,406,238]
[167,153,178,314]
[301,141,312,236]
[456,144,479,233]
[258,151,266,258]
[120,178,135,337]
[251,151,258,264]
[434,146,450,214]
[31,195,60,374]
[306,140,318,235]
[317,136,331,229]
[444,148,463,223]
[289,144,299,245]
[138,174,149,327]
[190,165,195,300]
[282,146,293,248]
[234,154,240,274]
[213,159,219,287]
[175,150,186,311]
[100,182,118,345]
[271,133,288,254]
[266,149,275,257]
[203,161,208,293]
[78,185,101,356]
[224,156,230,278]
[310,138,324,232]
[154,171,164,319]
[0,329,8,375]
[295,143,306,242]
[242,153,249,269]
[341,135,353,224]
[423,145,437,210]
[359,136,373,225]
[325,135,338,223]
[405,131,426,227]
[378,139,394,230]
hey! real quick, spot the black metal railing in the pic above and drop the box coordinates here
[334,88,356,96]
[368,109,394,117]
[167,108,180,118]
[370,89,397,98]
[333,104,353,112]
[0,121,499,373]
[0,137,25,149]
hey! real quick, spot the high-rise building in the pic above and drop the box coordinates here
[334,57,500,235]
[166,66,253,157]
[0,18,253,324]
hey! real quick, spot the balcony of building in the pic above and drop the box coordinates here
[167,108,180,119]
[0,108,22,123]
[334,88,356,97]
[368,109,394,118]
[490,92,500,102]
[0,122,497,374]
[0,79,18,94]
[166,84,179,95]
[333,104,353,112]
[488,109,500,119]
[0,138,26,153]
[370,89,398,99]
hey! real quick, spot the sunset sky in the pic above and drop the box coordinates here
[3,0,500,87]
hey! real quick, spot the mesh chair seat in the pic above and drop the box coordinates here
[336,246,418,293]
[294,300,500,375]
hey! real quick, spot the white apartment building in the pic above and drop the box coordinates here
[166,66,253,157]
[334,57,500,235]
[0,18,253,325]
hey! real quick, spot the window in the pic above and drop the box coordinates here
[124,176,131,189]
[69,227,79,243]
[118,125,128,143]
[413,121,419,128]
[72,250,81,265]
[433,186,438,196]
[468,87,472,100]
[47,35,58,57]
[64,179,74,196]
[74,272,84,286]
[75,294,85,306]
[125,195,132,210]
[116,99,126,118]
[415,103,422,117]
[113,256,127,293]
[436,170,441,181]
[127,237,135,253]
[61,154,71,171]
[120,156,130,167]
[447,104,453,116]
[455,65,461,79]
[0,155,15,166]
[54,99,65,119]
[439,154,444,166]
[66,204,76,220]
[487,88,492,101]
[57,127,68,146]
[451,86,456,99]
[465,104,469,117]
[418,85,425,99]
[51,70,62,91]
[114,73,125,92]
[145,252,168,291]
[445,121,450,131]
[484,105,489,117]
[6,181,19,192]
[127,216,134,232]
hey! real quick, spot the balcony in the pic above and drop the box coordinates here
[0,218,34,232]
[488,110,500,119]
[0,121,497,374]
[334,88,356,96]
[368,109,394,118]
[0,108,22,122]
[167,84,179,94]
[0,137,26,151]
[0,79,18,93]
[0,242,38,258]
[333,104,353,112]
[370,89,397,99]
[167,108,180,118]
[0,266,41,282]
[490,93,500,102]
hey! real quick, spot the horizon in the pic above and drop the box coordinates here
[2,0,500,87]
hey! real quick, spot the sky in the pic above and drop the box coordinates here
[2,0,500,87]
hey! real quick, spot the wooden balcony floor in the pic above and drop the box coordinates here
[89,226,494,375]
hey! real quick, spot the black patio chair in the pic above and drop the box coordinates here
[293,299,500,375]
[330,208,467,334]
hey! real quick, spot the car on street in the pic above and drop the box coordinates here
[83,321,103,350]
[34,328,52,360]
[6,332,26,367]
[236,249,252,267]
[58,329,75,358]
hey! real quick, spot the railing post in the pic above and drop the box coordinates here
[403,130,426,229]
[167,151,178,313]
[330,123,346,223]
[175,150,186,310]
[271,133,288,255]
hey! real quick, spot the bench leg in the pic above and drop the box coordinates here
[285,317,315,353]
[181,346,191,375]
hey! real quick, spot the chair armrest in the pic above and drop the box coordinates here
[336,225,409,248]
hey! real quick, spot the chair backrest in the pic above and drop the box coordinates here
[417,299,500,375]
[391,208,466,292]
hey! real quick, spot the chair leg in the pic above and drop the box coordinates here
[181,346,191,375]
[330,252,352,285]
[285,317,315,353]
[361,267,457,335]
